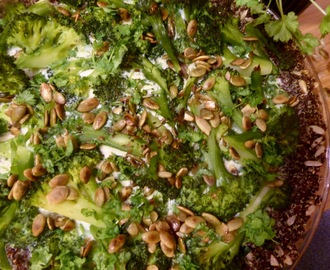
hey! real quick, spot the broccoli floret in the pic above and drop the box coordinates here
[185,184,280,270]
[0,55,30,97]
[2,12,83,69]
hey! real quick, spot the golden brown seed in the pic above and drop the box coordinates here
[80,166,92,184]
[148,243,157,254]
[81,240,94,258]
[143,98,160,110]
[49,174,70,188]
[229,147,240,160]
[240,58,252,69]
[299,79,308,94]
[118,8,130,21]
[272,94,289,104]
[256,109,268,120]
[82,112,96,124]
[112,119,126,131]
[7,174,18,188]
[66,186,79,200]
[241,104,256,117]
[53,91,66,105]
[176,167,188,178]
[242,116,252,131]
[160,241,175,258]
[230,58,245,66]
[201,212,221,226]
[255,118,267,132]
[184,111,195,122]
[120,186,133,201]
[23,168,38,181]
[215,222,229,236]
[101,161,113,174]
[195,116,211,135]
[32,164,47,177]
[160,231,176,250]
[155,220,171,232]
[12,180,30,201]
[179,223,194,234]
[40,83,53,103]
[60,219,75,231]
[55,104,66,121]
[244,140,255,149]
[127,222,140,237]
[93,111,108,130]
[142,231,161,244]
[200,108,214,120]
[255,142,263,158]
[230,75,246,87]
[54,216,68,228]
[77,97,100,112]
[49,107,57,127]
[203,175,215,186]
[32,214,47,237]
[11,104,27,123]
[150,211,159,223]
[46,186,69,204]
[158,171,173,178]
[227,217,243,232]
[187,19,197,37]
[177,205,195,216]
[94,187,106,207]
[178,237,186,254]
[80,143,97,150]
[47,216,55,230]
[10,126,21,137]
[202,77,216,91]
[147,265,158,270]
[190,66,207,78]
[185,216,206,229]
[57,6,71,16]
[183,47,197,60]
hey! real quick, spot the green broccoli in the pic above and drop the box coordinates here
[1,12,83,69]
[0,55,30,97]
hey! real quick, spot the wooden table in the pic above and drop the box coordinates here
[299,0,330,210]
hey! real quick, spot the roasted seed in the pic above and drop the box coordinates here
[66,186,79,200]
[77,97,100,112]
[244,140,255,149]
[185,216,206,229]
[256,109,268,120]
[229,147,240,160]
[93,111,107,130]
[142,231,161,244]
[201,212,221,226]
[160,241,175,258]
[81,240,93,258]
[53,106,65,123]
[190,66,207,78]
[177,205,194,216]
[46,186,69,204]
[158,171,173,178]
[240,58,252,69]
[202,77,216,91]
[7,174,18,188]
[255,118,267,132]
[23,168,38,181]
[32,164,47,177]
[11,104,27,123]
[309,125,325,135]
[230,75,246,87]
[241,104,256,117]
[82,112,96,124]
[160,231,176,250]
[127,222,140,237]
[184,111,195,122]
[143,98,160,110]
[40,83,53,103]
[195,116,211,135]
[32,214,47,237]
[255,142,263,158]
[49,107,57,127]
[227,217,243,232]
[53,91,66,105]
[230,58,245,66]
[203,175,215,186]
[299,79,308,94]
[304,160,323,167]
[94,187,106,207]
[49,174,70,188]
[179,223,194,234]
[80,143,97,150]
[12,180,30,201]
[187,19,197,37]
[60,219,75,231]
[272,94,289,104]
[80,166,92,184]
[242,116,252,131]
[183,47,197,60]
[120,186,133,201]
[200,108,214,120]
[47,216,55,230]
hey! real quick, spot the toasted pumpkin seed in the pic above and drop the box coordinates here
[12,180,30,201]
[93,111,107,130]
[179,223,194,234]
[94,187,106,207]
[242,116,252,131]
[190,66,207,78]
[185,216,206,229]
[142,231,161,244]
[183,47,197,60]
[23,168,38,181]
[49,174,70,188]
[7,174,18,188]
[230,75,246,87]
[60,219,75,231]
[32,214,47,237]
[80,166,92,184]
[227,217,243,232]
[77,97,100,112]
[32,164,47,177]
[255,118,267,132]
[11,104,27,123]
[143,98,160,110]
[272,94,289,104]
[230,58,245,66]
[66,186,79,200]
[40,83,53,103]
[255,142,263,158]
[187,19,197,37]
[195,116,211,135]
[46,186,69,204]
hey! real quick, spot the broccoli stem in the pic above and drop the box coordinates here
[207,125,233,185]
[0,202,18,237]
[79,126,145,157]
[148,14,181,73]
[209,77,243,130]
[250,66,264,102]
[177,77,196,112]
[31,187,106,228]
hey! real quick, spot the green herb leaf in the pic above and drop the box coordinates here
[265,12,299,42]
[320,6,330,37]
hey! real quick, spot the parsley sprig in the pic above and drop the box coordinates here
[236,0,329,55]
